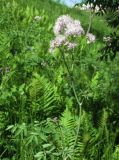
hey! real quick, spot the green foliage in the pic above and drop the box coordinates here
[86,0,119,59]
[0,0,119,160]
[28,73,60,119]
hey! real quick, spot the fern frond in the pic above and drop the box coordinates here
[59,108,85,159]
[106,10,119,28]
[97,109,108,129]
[60,108,76,146]
[29,73,60,118]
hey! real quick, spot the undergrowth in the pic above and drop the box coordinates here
[0,0,119,160]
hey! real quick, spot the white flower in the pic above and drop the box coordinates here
[49,35,66,52]
[53,15,84,37]
[95,5,100,12]
[86,33,96,44]
[50,15,96,53]
[53,35,66,46]
[49,35,77,52]
[103,36,112,42]
[34,16,41,21]
[66,42,77,50]
[65,20,84,36]
[53,15,73,36]
[81,4,87,10]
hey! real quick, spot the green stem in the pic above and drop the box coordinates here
[61,50,82,156]
[61,50,81,112]
[86,10,94,35]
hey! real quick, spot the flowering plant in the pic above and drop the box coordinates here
[49,15,96,52]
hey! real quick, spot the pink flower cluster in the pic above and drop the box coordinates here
[53,15,84,36]
[49,15,96,52]
[49,35,77,52]
[49,35,66,52]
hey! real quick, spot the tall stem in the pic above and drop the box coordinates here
[61,50,82,156]
[61,51,81,111]
[86,10,94,35]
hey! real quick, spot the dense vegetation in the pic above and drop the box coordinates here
[0,0,119,159]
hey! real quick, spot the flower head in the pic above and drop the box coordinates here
[86,33,96,44]
[65,20,84,36]
[53,15,84,37]
[53,15,73,36]
[50,15,96,53]
[49,35,66,52]
[65,42,77,50]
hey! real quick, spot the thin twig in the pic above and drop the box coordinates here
[0,148,7,158]
[86,10,94,35]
